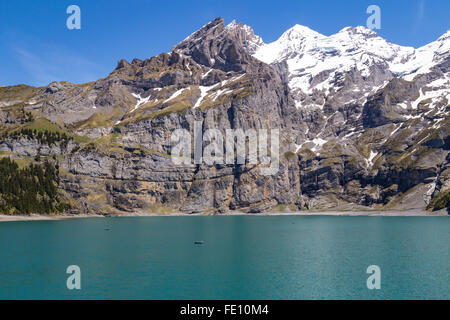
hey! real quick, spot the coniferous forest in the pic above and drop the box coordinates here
[0,157,70,214]
[0,128,71,146]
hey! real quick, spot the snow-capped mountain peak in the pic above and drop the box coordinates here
[280,24,323,41]
[398,30,450,81]
[437,29,450,41]
[253,24,407,99]
[337,26,378,37]
[251,23,449,109]
[429,29,450,56]
[253,25,325,64]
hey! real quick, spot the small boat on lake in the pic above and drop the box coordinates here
[194,241,204,245]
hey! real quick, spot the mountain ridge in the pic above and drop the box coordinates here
[0,17,449,215]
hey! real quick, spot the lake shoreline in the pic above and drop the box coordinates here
[0,208,447,222]
[0,214,101,222]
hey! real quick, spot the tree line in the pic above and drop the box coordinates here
[0,129,71,146]
[0,157,70,214]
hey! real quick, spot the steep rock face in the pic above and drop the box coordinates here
[54,18,305,214]
[248,22,450,212]
[0,138,77,157]
[225,20,265,55]
[0,18,449,214]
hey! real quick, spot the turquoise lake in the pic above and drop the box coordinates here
[0,216,449,299]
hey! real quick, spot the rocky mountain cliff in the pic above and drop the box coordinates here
[0,17,449,215]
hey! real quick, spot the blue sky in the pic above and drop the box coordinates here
[0,0,449,87]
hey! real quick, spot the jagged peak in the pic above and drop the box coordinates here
[225,19,256,34]
[226,19,239,29]
[225,19,264,55]
[201,16,224,30]
[179,17,225,44]
[171,17,260,72]
[115,59,130,70]
[226,19,258,35]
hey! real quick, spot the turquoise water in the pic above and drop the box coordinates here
[0,216,449,299]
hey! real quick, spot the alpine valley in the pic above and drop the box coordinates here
[1,17,449,216]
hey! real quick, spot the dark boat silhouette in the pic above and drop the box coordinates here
[194,241,204,245]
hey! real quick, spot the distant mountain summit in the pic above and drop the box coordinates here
[249,23,450,111]
[0,17,449,215]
